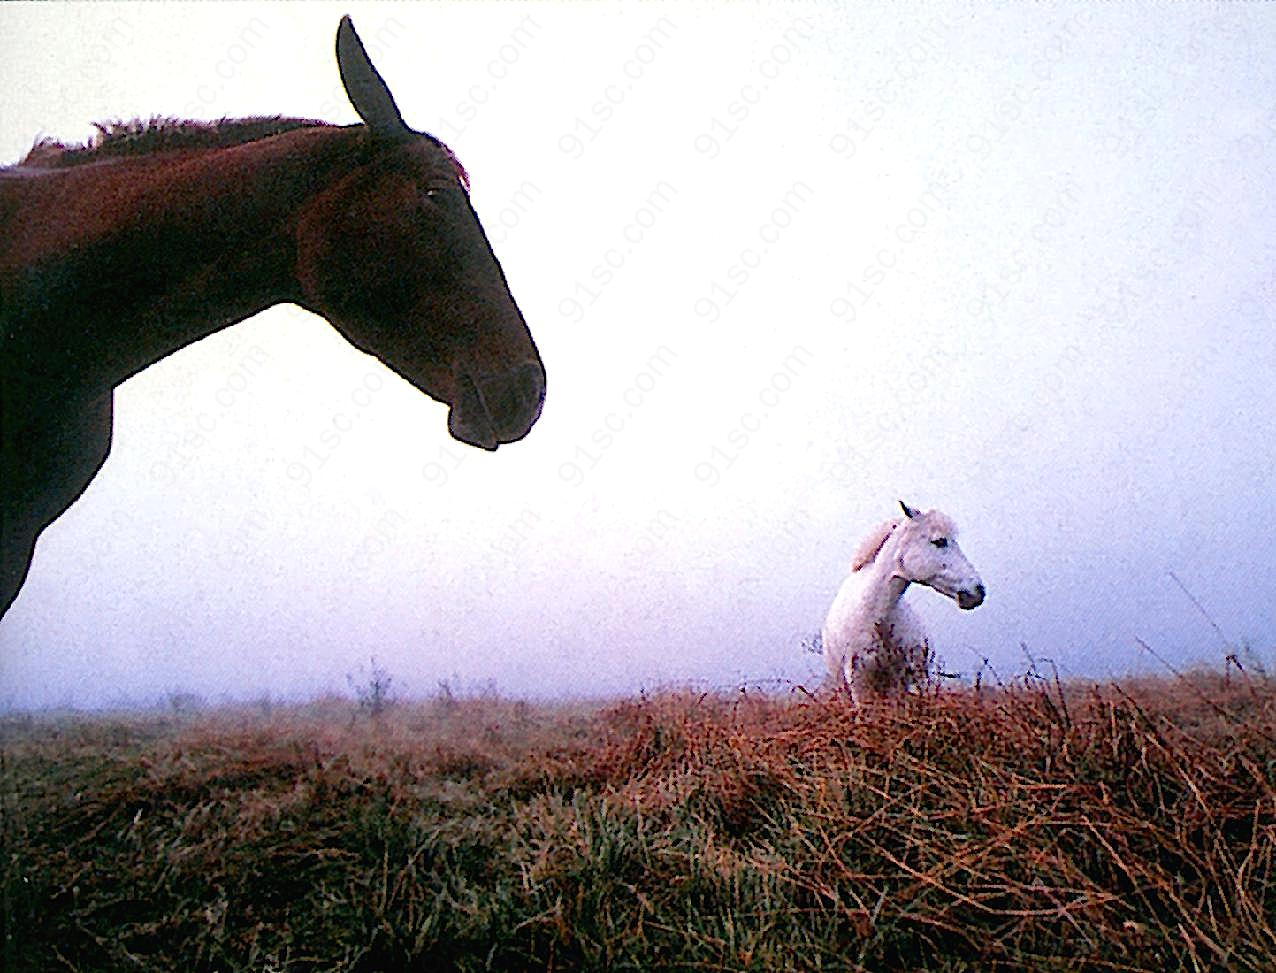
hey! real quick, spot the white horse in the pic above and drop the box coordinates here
[822,502,985,702]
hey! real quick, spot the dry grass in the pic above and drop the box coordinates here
[2,669,1273,971]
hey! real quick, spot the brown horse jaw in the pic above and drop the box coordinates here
[447,363,545,451]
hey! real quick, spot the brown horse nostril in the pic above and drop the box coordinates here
[477,363,545,442]
[448,363,544,450]
[957,584,986,610]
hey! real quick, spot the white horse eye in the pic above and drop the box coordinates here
[932,538,948,549]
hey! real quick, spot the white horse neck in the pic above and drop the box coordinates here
[858,531,911,621]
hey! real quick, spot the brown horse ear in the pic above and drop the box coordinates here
[336,16,410,136]
[899,500,920,519]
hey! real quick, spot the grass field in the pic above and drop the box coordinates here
[2,667,1273,972]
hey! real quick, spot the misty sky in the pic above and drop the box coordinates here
[3,2,1275,708]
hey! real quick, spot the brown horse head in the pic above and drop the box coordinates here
[0,17,548,619]
[296,17,544,449]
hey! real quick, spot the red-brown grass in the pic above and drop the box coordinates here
[3,670,1273,971]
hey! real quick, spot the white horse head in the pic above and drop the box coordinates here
[893,501,985,610]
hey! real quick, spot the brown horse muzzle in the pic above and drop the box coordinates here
[447,362,545,450]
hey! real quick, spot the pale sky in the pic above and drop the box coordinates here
[3,2,1275,708]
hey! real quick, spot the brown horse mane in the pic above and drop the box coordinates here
[21,116,329,168]
[20,114,470,188]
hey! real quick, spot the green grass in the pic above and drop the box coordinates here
[3,671,1274,971]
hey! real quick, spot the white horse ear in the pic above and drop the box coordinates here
[899,500,920,519]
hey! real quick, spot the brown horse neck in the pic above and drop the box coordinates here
[0,125,369,408]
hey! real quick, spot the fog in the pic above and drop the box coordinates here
[3,2,1275,708]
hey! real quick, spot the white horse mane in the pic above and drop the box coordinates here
[822,503,983,703]
[848,518,900,572]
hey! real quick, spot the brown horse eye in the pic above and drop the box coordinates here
[932,538,948,549]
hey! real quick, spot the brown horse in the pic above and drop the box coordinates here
[0,17,545,617]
